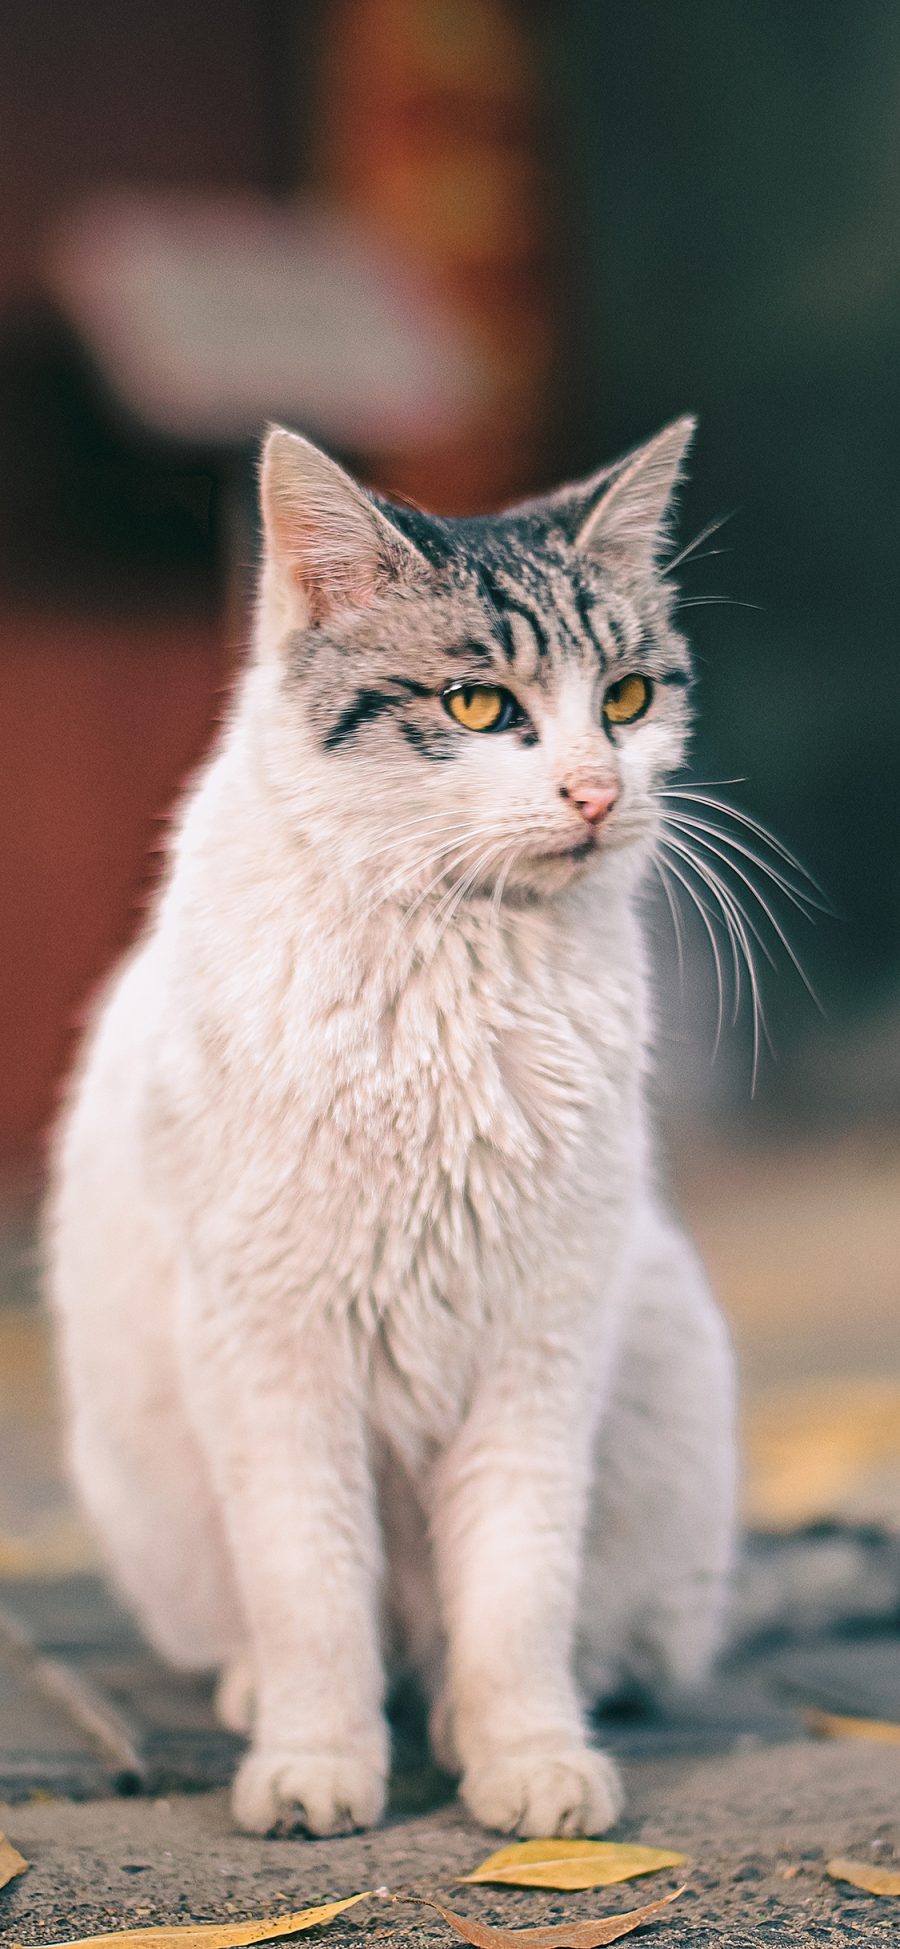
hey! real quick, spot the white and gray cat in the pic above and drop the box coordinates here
[48,419,736,1839]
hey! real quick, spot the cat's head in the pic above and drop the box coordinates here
[251,420,696,903]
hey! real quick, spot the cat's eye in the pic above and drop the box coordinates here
[603,674,652,726]
[443,683,521,733]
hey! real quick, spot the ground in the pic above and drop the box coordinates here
[3,1742,900,1948]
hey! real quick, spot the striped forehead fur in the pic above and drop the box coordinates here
[261,419,695,764]
[285,512,690,758]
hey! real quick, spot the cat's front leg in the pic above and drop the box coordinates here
[184,1291,387,1836]
[430,1332,623,1837]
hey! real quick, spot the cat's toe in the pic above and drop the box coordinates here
[461,1741,623,1838]
[215,1657,255,1735]
[232,1747,387,1836]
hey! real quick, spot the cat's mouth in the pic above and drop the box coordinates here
[520,835,597,883]
[534,834,597,863]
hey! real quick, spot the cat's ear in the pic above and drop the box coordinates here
[570,417,695,580]
[260,427,424,629]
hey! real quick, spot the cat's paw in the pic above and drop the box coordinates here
[232,1746,387,1836]
[461,1741,623,1838]
[215,1657,255,1736]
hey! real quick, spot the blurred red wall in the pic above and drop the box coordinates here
[0,612,230,1175]
[0,1,272,1175]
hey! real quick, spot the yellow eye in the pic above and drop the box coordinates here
[444,684,518,733]
[603,674,652,726]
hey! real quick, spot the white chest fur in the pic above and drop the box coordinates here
[143,752,649,1453]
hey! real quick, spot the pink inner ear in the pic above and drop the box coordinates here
[272,499,385,624]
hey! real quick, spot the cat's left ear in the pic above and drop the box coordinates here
[260,426,425,631]
[569,417,695,580]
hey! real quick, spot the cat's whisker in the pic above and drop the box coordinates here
[666,839,763,1085]
[661,837,756,1039]
[358,812,494,871]
[489,849,515,943]
[662,510,736,577]
[428,840,511,959]
[358,818,506,920]
[652,856,687,996]
[662,830,774,1073]
[664,834,781,979]
[661,787,829,903]
[429,836,510,935]
[654,844,729,1055]
[664,811,822,920]
[661,831,774,1090]
[666,545,732,569]
[409,841,497,960]
[674,594,764,612]
[361,837,479,912]
[386,823,509,938]
[664,818,824,1015]
[388,842,488,944]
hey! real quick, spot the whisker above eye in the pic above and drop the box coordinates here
[674,594,765,612]
[662,510,737,577]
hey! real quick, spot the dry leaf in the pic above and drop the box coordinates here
[826,1858,900,1898]
[407,1885,684,1948]
[744,1376,900,1528]
[12,1889,371,1949]
[460,1841,686,1891]
[805,1708,900,1745]
[0,1833,28,1891]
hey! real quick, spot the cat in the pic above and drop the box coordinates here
[47,418,736,1839]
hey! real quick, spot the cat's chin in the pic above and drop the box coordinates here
[505,828,650,899]
[506,841,598,896]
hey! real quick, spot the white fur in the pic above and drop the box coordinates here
[48,435,736,1839]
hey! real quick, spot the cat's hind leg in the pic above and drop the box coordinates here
[50,1087,244,1676]
[576,1206,737,1706]
[61,1288,245,1675]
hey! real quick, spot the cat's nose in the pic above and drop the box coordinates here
[562,784,619,826]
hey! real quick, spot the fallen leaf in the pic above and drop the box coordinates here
[11,1889,371,1949]
[805,1708,900,1745]
[0,1833,28,1890]
[460,1841,686,1890]
[744,1375,900,1527]
[406,1885,684,1948]
[826,1858,900,1898]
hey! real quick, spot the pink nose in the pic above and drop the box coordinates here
[565,785,619,826]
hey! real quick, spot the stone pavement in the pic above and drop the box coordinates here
[0,1545,898,1945]
[2,1738,899,1947]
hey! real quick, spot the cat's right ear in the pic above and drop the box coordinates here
[259,427,423,637]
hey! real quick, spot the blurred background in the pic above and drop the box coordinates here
[0,0,897,1576]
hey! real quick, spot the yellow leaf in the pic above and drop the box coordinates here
[0,1832,29,1890]
[460,1840,687,1890]
[826,1858,900,1898]
[805,1708,900,1745]
[12,1889,371,1949]
[744,1376,900,1528]
[406,1886,684,1948]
